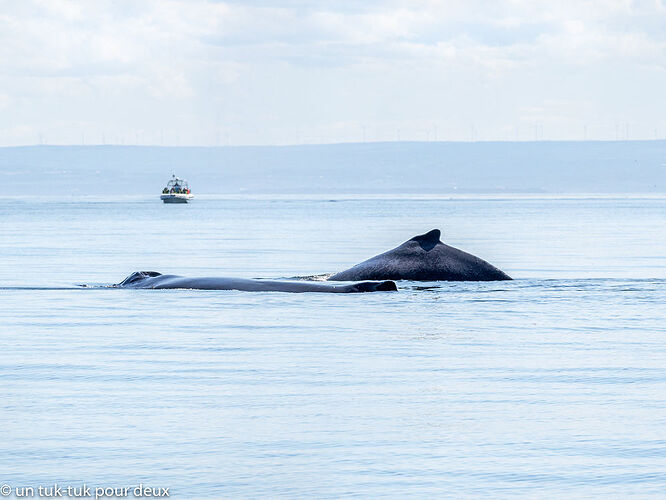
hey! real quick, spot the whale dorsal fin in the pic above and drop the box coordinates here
[409,229,441,251]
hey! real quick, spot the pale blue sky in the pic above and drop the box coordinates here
[1,0,665,145]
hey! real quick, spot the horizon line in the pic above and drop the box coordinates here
[3,138,666,149]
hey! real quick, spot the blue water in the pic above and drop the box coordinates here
[1,195,665,498]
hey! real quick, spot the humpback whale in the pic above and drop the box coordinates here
[328,229,511,282]
[115,271,397,293]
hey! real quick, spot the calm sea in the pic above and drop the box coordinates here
[1,195,665,498]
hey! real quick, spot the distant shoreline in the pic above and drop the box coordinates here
[3,141,665,195]
[3,138,666,149]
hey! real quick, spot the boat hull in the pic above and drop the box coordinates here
[160,194,193,204]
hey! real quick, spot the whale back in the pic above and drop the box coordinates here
[114,271,398,292]
[328,229,511,281]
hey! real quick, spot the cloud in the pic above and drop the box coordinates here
[0,0,665,145]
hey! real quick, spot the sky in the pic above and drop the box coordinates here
[1,0,665,146]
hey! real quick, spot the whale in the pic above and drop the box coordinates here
[115,271,397,293]
[328,229,511,282]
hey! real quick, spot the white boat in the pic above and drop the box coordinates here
[160,174,193,204]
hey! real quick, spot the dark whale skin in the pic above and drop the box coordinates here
[116,271,397,293]
[328,229,511,282]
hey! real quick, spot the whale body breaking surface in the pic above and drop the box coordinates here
[115,271,397,293]
[328,229,511,282]
[111,229,510,293]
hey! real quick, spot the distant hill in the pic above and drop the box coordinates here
[2,141,665,195]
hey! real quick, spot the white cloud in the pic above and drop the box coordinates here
[0,0,665,145]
